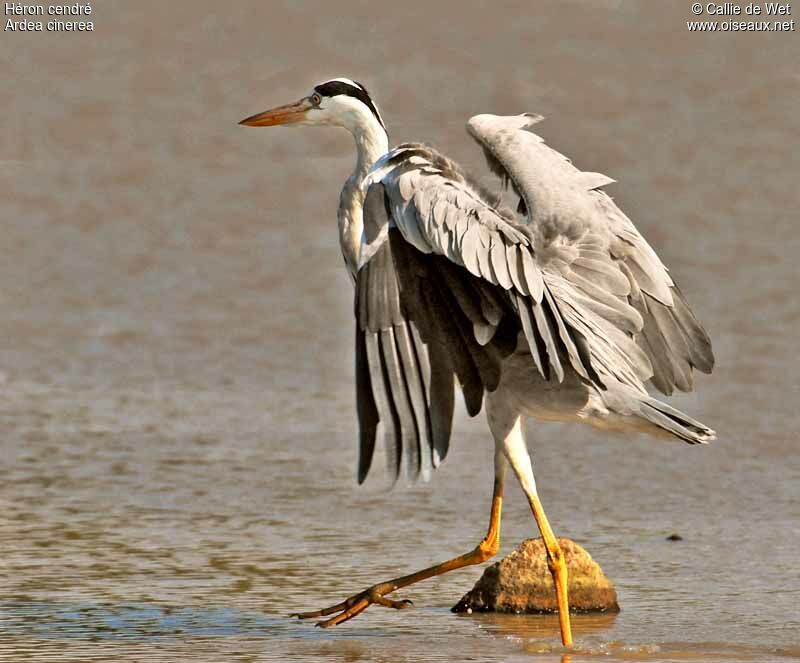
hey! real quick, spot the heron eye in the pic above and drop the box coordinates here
[311,93,322,106]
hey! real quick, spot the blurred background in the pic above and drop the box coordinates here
[0,1,798,661]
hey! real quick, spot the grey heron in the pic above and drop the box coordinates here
[240,78,715,646]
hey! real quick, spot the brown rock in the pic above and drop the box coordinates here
[452,538,619,614]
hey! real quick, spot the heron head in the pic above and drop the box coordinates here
[239,78,386,135]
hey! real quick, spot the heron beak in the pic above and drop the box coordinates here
[239,98,312,127]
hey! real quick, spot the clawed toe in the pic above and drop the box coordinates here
[292,586,413,627]
[291,602,346,619]
[373,596,413,609]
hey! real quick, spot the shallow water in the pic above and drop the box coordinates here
[1,1,799,662]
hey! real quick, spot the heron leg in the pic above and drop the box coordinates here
[528,492,572,646]
[488,397,573,647]
[293,448,507,627]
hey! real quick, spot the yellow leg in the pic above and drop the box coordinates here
[528,493,573,647]
[488,400,573,647]
[294,476,504,627]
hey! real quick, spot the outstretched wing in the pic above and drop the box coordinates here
[355,229,517,484]
[356,143,647,483]
[467,114,714,395]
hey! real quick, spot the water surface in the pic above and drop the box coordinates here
[1,2,798,661]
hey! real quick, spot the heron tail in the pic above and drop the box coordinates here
[638,396,716,444]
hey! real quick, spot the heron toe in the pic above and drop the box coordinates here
[293,584,414,627]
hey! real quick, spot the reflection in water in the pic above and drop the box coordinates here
[472,610,619,642]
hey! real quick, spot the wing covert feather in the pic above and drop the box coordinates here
[367,144,637,390]
[466,113,714,395]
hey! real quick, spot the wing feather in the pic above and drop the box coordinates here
[380,327,422,481]
[531,296,565,383]
[521,250,544,303]
[515,293,548,380]
[490,239,513,290]
[506,244,528,295]
[355,212,524,483]
[355,329,379,483]
[355,132,713,483]
[363,331,401,481]
[466,113,714,395]
[393,323,433,479]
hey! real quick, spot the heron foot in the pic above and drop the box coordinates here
[292,583,413,627]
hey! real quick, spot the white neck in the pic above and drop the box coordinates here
[337,113,389,277]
